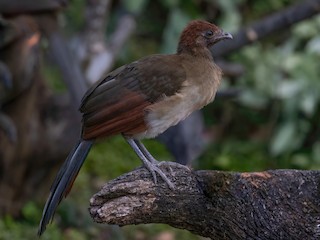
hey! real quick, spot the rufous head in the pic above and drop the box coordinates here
[177,20,232,54]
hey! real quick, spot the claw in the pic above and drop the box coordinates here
[142,159,175,189]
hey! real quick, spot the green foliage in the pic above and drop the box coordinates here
[42,65,67,92]
[198,140,270,171]
[242,0,299,21]
[64,0,86,32]
[84,136,172,180]
[122,0,148,14]
[0,213,62,240]
[123,224,202,240]
[236,15,320,158]
[161,8,191,53]
[216,0,242,31]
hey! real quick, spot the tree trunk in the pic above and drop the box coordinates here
[0,15,79,216]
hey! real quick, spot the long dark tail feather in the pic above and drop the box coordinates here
[38,139,93,236]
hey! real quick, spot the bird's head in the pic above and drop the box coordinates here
[177,20,232,55]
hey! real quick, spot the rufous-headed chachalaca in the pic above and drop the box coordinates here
[38,20,232,235]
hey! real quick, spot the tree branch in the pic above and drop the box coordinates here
[0,0,68,15]
[84,13,136,84]
[36,13,88,109]
[90,164,320,239]
[211,0,320,57]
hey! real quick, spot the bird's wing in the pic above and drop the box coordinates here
[80,54,186,139]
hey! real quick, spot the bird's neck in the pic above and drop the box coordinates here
[177,46,213,61]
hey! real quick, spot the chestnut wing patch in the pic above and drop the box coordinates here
[80,55,186,140]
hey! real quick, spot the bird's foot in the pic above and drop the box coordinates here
[124,137,175,189]
[157,161,191,172]
[142,160,175,190]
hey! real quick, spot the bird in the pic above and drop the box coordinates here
[38,20,232,235]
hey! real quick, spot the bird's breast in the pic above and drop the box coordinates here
[134,78,218,139]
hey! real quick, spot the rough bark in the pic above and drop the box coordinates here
[90,164,320,240]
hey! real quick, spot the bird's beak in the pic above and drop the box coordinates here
[209,31,233,46]
[216,31,233,41]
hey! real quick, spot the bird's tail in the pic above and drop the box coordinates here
[38,139,93,236]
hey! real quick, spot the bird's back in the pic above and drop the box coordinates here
[80,54,187,140]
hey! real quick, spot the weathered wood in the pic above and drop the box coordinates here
[90,164,320,240]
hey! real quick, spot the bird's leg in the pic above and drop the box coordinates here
[134,139,177,174]
[124,137,175,189]
[133,139,159,164]
[134,139,190,176]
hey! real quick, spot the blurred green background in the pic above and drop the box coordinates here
[1,0,320,239]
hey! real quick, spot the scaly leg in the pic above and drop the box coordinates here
[134,139,191,174]
[133,139,159,164]
[135,139,191,171]
[124,137,174,189]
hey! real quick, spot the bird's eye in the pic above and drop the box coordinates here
[204,30,214,38]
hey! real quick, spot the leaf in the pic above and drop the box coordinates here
[291,154,309,168]
[275,80,303,99]
[300,92,317,116]
[270,122,296,156]
[215,0,241,31]
[162,0,180,8]
[292,16,320,39]
[239,90,268,109]
[161,9,190,54]
[306,36,320,55]
[122,0,148,14]
[282,54,302,72]
[312,141,320,163]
